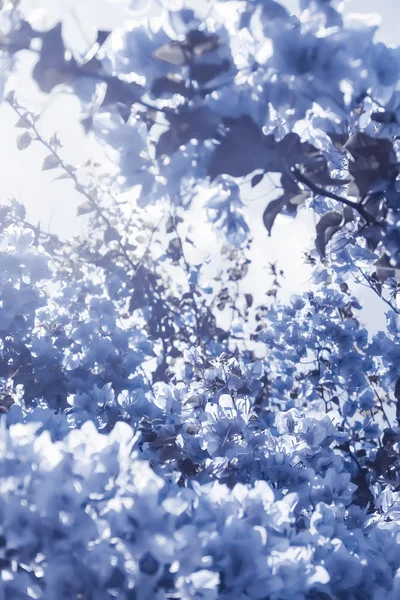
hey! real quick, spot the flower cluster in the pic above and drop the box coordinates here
[1,0,400,598]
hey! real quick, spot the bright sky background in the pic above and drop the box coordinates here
[0,0,398,333]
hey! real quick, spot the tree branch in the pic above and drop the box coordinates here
[292,167,379,225]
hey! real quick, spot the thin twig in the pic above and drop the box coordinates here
[8,98,138,273]
[355,265,400,315]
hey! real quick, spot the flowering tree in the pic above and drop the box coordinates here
[1,0,400,598]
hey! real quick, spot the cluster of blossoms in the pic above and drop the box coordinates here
[3,400,400,600]
[1,0,400,598]
[0,197,399,599]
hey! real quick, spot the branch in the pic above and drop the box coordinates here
[355,265,400,315]
[292,168,379,225]
[7,98,138,273]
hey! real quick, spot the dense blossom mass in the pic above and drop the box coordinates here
[1,0,400,598]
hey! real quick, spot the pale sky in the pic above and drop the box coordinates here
[0,0,398,333]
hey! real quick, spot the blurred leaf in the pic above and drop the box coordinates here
[208,116,275,179]
[157,107,219,158]
[104,227,121,244]
[32,23,77,93]
[153,31,220,66]
[344,133,399,197]
[371,111,397,124]
[189,60,230,84]
[42,155,59,170]
[151,74,191,99]
[101,77,144,108]
[17,131,32,150]
[77,201,95,216]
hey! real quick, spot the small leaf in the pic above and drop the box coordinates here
[42,155,60,170]
[77,201,95,216]
[17,131,32,150]
[251,172,264,188]
[263,197,285,235]
[15,114,31,128]
[53,172,71,181]
[245,293,253,308]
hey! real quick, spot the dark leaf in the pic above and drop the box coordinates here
[374,254,395,283]
[104,227,121,244]
[345,133,399,197]
[245,293,253,308]
[263,197,286,235]
[32,23,77,93]
[251,172,264,188]
[189,60,230,84]
[96,30,111,47]
[315,211,343,257]
[395,378,400,425]
[371,110,397,124]
[208,116,275,180]
[186,30,220,55]
[151,74,191,99]
[166,238,182,262]
[363,226,383,252]
[157,107,219,158]
[101,77,144,108]
[343,206,354,223]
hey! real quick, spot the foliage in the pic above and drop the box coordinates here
[0,0,400,598]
